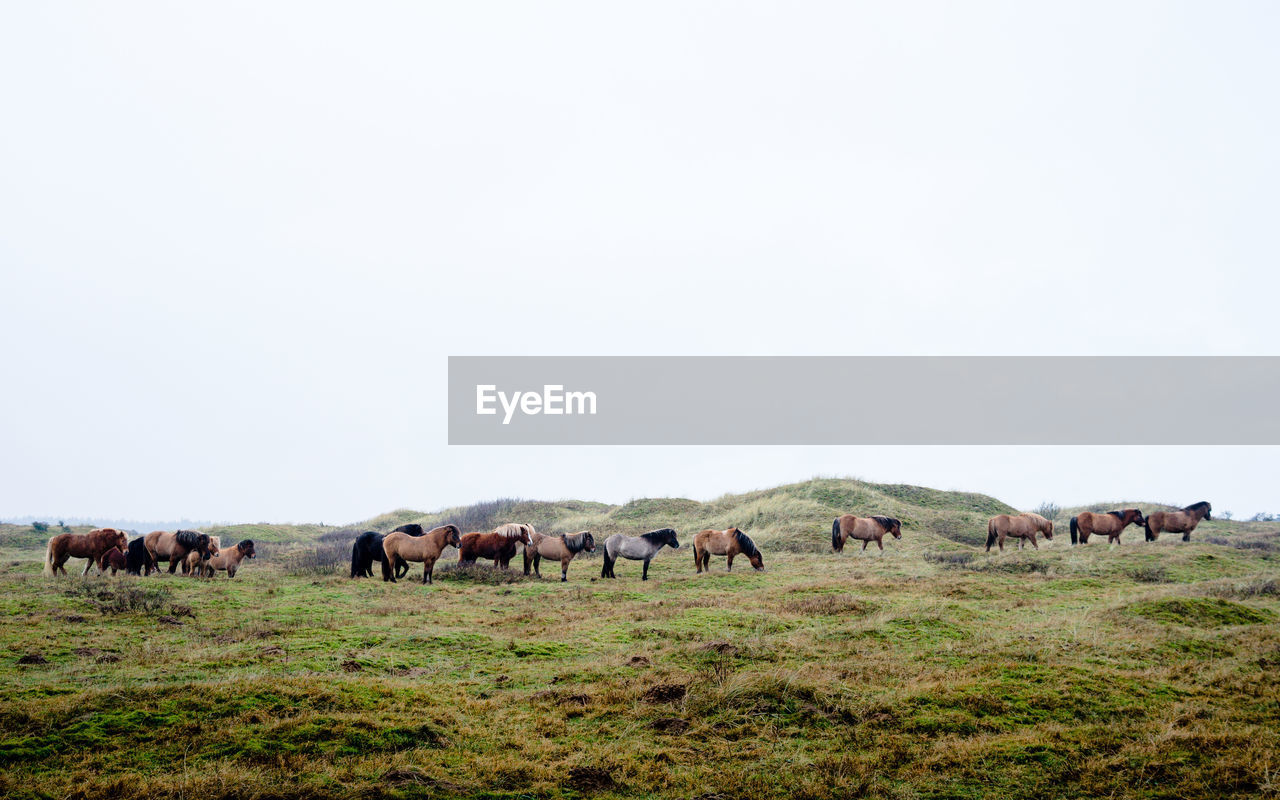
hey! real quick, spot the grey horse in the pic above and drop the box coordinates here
[600,528,680,580]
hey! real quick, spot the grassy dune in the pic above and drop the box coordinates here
[1,479,1278,799]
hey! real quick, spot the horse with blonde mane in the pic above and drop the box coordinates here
[382,524,462,584]
[182,536,221,577]
[987,513,1054,552]
[1144,501,1212,542]
[523,530,595,581]
[458,523,534,569]
[1069,509,1144,545]
[692,527,764,573]
[44,528,129,576]
[831,515,902,554]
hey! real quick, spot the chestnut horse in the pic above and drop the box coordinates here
[523,530,595,581]
[1070,509,1145,545]
[458,523,534,569]
[987,513,1054,552]
[145,530,213,574]
[202,540,256,578]
[1145,501,1212,542]
[692,527,764,573]
[44,528,128,576]
[832,515,902,553]
[98,546,128,575]
[383,524,462,584]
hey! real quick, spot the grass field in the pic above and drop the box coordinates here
[2,479,1278,799]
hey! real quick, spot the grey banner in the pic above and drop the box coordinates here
[448,357,1280,445]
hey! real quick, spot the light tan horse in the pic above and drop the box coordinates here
[144,530,214,574]
[44,528,129,576]
[1070,509,1145,545]
[183,536,221,576]
[986,513,1054,552]
[831,515,902,553]
[692,527,764,572]
[523,531,595,581]
[382,524,462,584]
[1144,501,1212,542]
[202,540,257,578]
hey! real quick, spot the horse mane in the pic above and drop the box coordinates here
[432,524,461,537]
[563,531,590,553]
[175,530,205,549]
[1107,511,1124,520]
[237,539,254,552]
[1183,501,1211,513]
[392,523,425,536]
[493,523,532,539]
[733,529,759,558]
[641,528,676,542]
[871,515,899,531]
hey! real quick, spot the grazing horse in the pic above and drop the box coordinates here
[350,530,414,579]
[693,527,764,573]
[831,515,902,553]
[987,513,1054,552]
[601,528,680,580]
[382,524,462,584]
[1070,509,1145,545]
[1145,501,1212,542]
[202,540,256,578]
[459,523,534,569]
[125,537,157,576]
[183,536,221,576]
[144,530,213,574]
[44,528,129,576]
[98,546,128,575]
[523,530,595,581]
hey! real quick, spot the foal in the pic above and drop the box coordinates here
[523,531,595,581]
[601,528,680,580]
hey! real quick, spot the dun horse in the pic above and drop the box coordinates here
[601,528,680,580]
[458,523,534,569]
[382,524,462,584]
[692,527,764,572]
[1070,509,1145,545]
[44,528,129,576]
[201,540,256,577]
[987,513,1054,551]
[144,530,213,574]
[523,530,595,581]
[831,515,902,553]
[1145,501,1212,542]
[182,536,221,577]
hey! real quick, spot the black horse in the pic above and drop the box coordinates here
[125,537,157,576]
[349,524,424,578]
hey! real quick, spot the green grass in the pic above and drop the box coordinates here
[2,478,1279,799]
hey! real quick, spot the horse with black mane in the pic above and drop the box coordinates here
[44,528,129,576]
[692,527,764,572]
[1070,509,1145,545]
[601,528,680,580]
[1145,501,1212,542]
[382,524,463,584]
[831,515,902,553]
[144,529,214,574]
[125,537,158,576]
[523,530,595,581]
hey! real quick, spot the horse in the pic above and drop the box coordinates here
[382,524,462,584]
[523,531,595,581]
[202,540,256,577]
[44,528,129,576]
[987,513,1054,552]
[831,515,902,553]
[125,537,157,576]
[182,536,221,577]
[458,523,534,569]
[1069,509,1145,545]
[144,530,213,574]
[98,546,128,575]
[1145,501,1212,542]
[601,528,680,580]
[350,531,414,579]
[692,527,764,573]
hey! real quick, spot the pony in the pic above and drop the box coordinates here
[987,513,1054,552]
[182,536,221,576]
[144,530,213,574]
[44,528,129,576]
[350,531,413,579]
[693,527,764,573]
[601,528,680,580]
[98,546,128,575]
[523,531,595,581]
[202,540,256,578]
[125,537,158,576]
[458,523,534,569]
[1145,501,1212,542]
[1069,509,1145,545]
[382,524,462,584]
[831,515,902,553]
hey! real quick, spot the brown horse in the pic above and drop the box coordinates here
[831,514,902,553]
[1070,509,1145,545]
[44,528,129,576]
[523,530,595,581]
[693,527,764,573]
[1145,501,1212,542]
[202,540,256,578]
[183,536,221,576]
[383,524,462,584]
[987,513,1054,552]
[458,523,534,569]
[145,530,214,574]
[98,546,128,575]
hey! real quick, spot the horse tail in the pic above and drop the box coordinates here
[1144,516,1155,542]
[1069,516,1079,545]
[380,542,394,581]
[350,541,361,579]
[601,542,615,578]
[523,545,533,575]
[985,519,997,551]
[831,518,842,552]
[43,537,56,576]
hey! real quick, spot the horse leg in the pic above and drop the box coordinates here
[560,557,569,582]
[423,560,433,585]
[1029,534,1038,550]
[861,540,868,552]
[877,537,884,553]
[642,559,651,581]
[82,557,95,576]
[726,553,734,572]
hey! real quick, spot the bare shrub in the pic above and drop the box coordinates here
[282,542,349,576]
[63,578,173,615]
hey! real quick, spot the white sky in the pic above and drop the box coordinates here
[2,3,1277,523]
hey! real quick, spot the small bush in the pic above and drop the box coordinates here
[63,578,172,615]
[31,521,49,533]
[923,550,976,566]
[1126,565,1169,583]
[1126,597,1272,627]
[1034,502,1062,521]
[432,563,535,584]
[282,542,349,576]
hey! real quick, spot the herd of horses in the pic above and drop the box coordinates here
[38,501,1214,584]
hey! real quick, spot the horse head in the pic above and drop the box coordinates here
[666,530,680,549]
[1127,509,1146,527]
[583,532,596,552]
[239,540,257,558]
[112,530,128,550]
[887,518,903,539]
[446,525,462,548]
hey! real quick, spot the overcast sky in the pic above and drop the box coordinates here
[2,3,1277,524]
